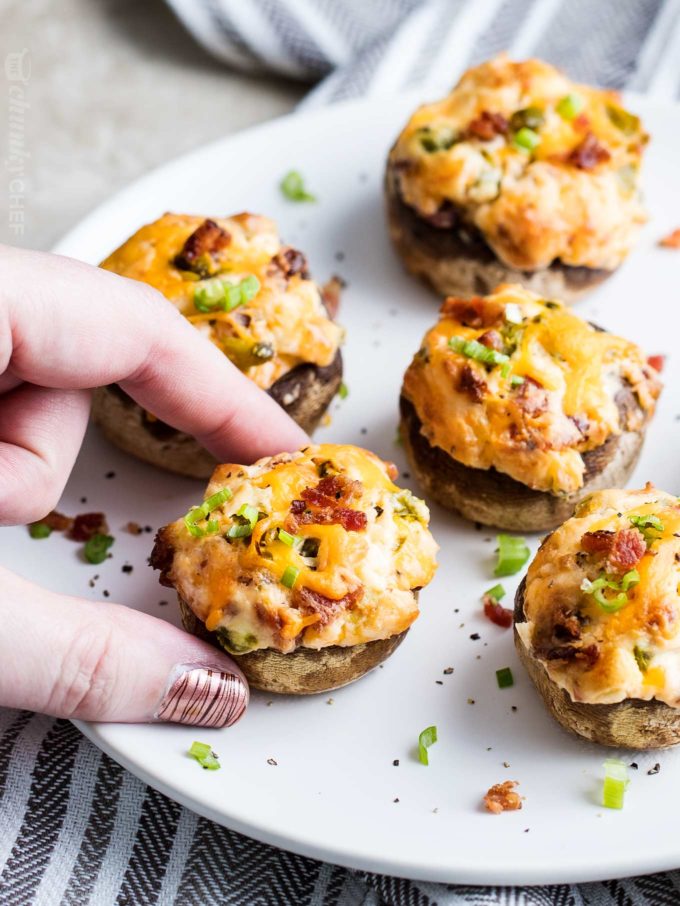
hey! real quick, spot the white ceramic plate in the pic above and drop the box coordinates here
[3,93,680,886]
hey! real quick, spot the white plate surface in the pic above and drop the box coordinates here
[3,93,680,886]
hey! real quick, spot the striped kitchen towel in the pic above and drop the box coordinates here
[4,1,680,904]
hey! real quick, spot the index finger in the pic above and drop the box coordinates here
[1,245,309,461]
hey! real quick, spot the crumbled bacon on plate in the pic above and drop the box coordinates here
[484,780,522,814]
[321,275,345,319]
[42,510,73,532]
[659,228,680,249]
[483,595,513,628]
[69,512,109,542]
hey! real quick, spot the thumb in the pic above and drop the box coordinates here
[0,567,248,727]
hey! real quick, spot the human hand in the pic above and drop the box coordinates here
[0,244,308,726]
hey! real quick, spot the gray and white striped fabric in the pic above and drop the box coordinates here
[4,2,680,903]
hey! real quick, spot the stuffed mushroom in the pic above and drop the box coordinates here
[515,485,680,749]
[400,284,662,531]
[150,443,438,694]
[386,55,648,301]
[92,213,344,478]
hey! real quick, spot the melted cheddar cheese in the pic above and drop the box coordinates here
[389,55,648,271]
[402,284,661,494]
[517,487,680,706]
[100,212,343,390]
[157,444,438,653]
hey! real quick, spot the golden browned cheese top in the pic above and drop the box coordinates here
[401,284,661,494]
[158,444,438,654]
[100,212,343,390]
[390,55,648,270]
[518,487,680,707]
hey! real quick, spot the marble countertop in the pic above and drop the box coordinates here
[1,0,305,250]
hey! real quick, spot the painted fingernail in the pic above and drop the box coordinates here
[156,664,248,728]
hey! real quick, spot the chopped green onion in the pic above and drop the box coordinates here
[633,645,651,673]
[418,725,437,765]
[280,170,316,202]
[227,522,254,539]
[184,488,233,537]
[226,503,261,540]
[494,535,530,577]
[496,667,514,689]
[512,127,541,153]
[581,569,640,613]
[556,93,584,120]
[84,533,114,565]
[188,740,221,771]
[510,374,525,387]
[417,125,458,153]
[29,522,52,539]
[484,583,506,602]
[449,336,509,367]
[338,382,349,400]
[630,514,664,546]
[194,276,260,314]
[509,106,545,132]
[500,361,511,379]
[237,504,260,527]
[281,565,300,588]
[602,759,628,809]
[277,528,299,547]
[606,105,640,135]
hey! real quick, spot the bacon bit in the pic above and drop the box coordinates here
[175,219,230,270]
[477,329,503,351]
[659,228,680,249]
[567,132,611,170]
[552,606,582,642]
[125,521,143,535]
[484,780,522,814]
[458,363,487,403]
[543,644,599,667]
[290,475,367,532]
[42,511,73,532]
[384,461,399,482]
[514,377,549,418]
[607,527,646,573]
[69,512,109,542]
[294,585,363,627]
[483,596,513,628]
[269,246,310,280]
[321,275,344,319]
[440,296,503,328]
[647,354,665,372]
[581,529,616,555]
[466,111,508,141]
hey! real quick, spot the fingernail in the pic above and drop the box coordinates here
[155,664,248,728]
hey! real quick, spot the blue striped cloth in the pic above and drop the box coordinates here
[3,2,680,903]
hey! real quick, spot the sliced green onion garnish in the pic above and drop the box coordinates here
[581,569,640,613]
[237,503,260,527]
[556,93,584,120]
[280,170,316,202]
[602,758,628,809]
[184,488,233,536]
[510,374,525,387]
[338,382,349,400]
[449,336,509,367]
[484,583,506,602]
[29,522,52,539]
[188,740,221,771]
[630,514,664,546]
[512,127,541,153]
[418,725,437,765]
[227,522,254,539]
[633,645,651,673]
[281,565,300,588]
[194,276,260,314]
[277,528,299,547]
[496,667,514,689]
[239,275,260,304]
[194,279,226,313]
[494,535,530,577]
[84,533,114,565]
